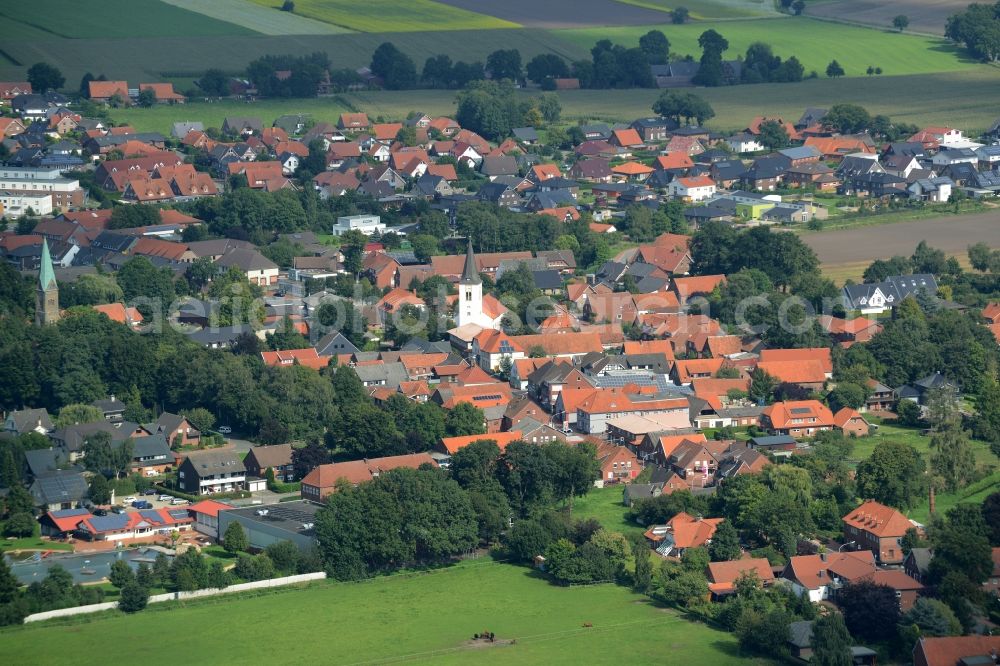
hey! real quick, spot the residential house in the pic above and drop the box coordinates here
[177,450,247,495]
[299,453,437,501]
[593,440,642,487]
[645,512,724,558]
[761,400,835,437]
[707,558,775,598]
[834,407,870,437]
[29,470,89,512]
[912,636,1000,666]
[244,444,295,483]
[4,407,53,435]
[781,550,876,602]
[216,247,279,286]
[842,274,938,314]
[842,500,913,565]
[667,176,716,202]
[130,433,174,476]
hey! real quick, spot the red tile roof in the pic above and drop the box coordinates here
[842,500,912,538]
[759,347,832,374]
[439,431,523,454]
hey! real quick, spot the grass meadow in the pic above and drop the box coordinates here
[556,17,980,77]
[617,0,778,19]
[246,0,519,32]
[0,0,255,39]
[1,559,762,665]
[160,0,354,35]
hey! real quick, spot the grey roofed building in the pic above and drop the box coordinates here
[185,324,253,348]
[24,448,75,478]
[842,273,938,312]
[623,482,664,506]
[177,448,246,494]
[512,127,539,143]
[91,230,138,254]
[580,123,612,140]
[222,116,263,134]
[836,155,884,178]
[400,338,452,354]
[353,361,408,389]
[92,395,126,421]
[314,330,360,357]
[171,121,204,138]
[476,182,519,206]
[480,155,518,178]
[218,500,320,550]
[185,238,257,260]
[526,189,575,210]
[777,145,822,161]
[216,247,279,273]
[531,269,563,291]
[129,433,172,466]
[795,107,827,128]
[50,420,142,457]
[273,114,310,135]
[30,469,89,510]
[4,407,54,435]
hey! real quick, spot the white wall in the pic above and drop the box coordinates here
[24,572,327,623]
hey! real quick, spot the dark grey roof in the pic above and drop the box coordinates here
[842,274,938,310]
[796,107,827,128]
[93,396,126,414]
[185,324,253,347]
[5,407,53,434]
[130,433,172,461]
[24,448,73,477]
[906,546,933,573]
[512,127,539,142]
[216,247,278,272]
[182,449,245,476]
[222,500,320,536]
[750,435,797,447]
[314,331,360,357]
[480,155,518,177]
[30,469,88,505]
[788,620,813,649]
[531,269,562,291]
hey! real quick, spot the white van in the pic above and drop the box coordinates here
[171,498,188,505]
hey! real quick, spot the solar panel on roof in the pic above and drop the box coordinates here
[790,407,812,414]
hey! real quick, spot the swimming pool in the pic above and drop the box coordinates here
[6,548,169,585]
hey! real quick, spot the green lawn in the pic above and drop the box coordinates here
[556,17,977,78]
[908,472,1000,524]
[0,0,255,39]
[109,98,352,133]
[0,536,74,554]
[617,0,777,19]
[848,421,999,468]
[565,486,645,537]
[2,559,762,665]
[246,0,520,32]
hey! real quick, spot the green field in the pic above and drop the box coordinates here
[108,66,1000,138]
[2,560,761,665]
[618,0,777,19]
[848,421,999,468]
[0,0,255,39]
[161,0,354,35]
[565,486,646,537]
[909,472,1000,524]
[558,17,979,77]
[247,0,519,32]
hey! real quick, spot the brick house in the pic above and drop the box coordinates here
[244,444,295,483]
[761,400,835,438]
[592,440,641,486]
[834,407,870,437]
[842,500,913,565]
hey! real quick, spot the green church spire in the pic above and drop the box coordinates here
[39,239,56,292]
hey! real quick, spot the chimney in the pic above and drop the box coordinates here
[928,485,936,516]
[819,552,827,563]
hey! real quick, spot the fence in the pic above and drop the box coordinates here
[23,572,326,623]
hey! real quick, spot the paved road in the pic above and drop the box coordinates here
[805,210,1000,266]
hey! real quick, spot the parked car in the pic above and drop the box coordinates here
[111,505,125,514]
[131,500,152,509]
[217,426,232,434]
[122,496,137,503]
[170,498,188,505]
[93,508,108,516]
[142,489,157,496]
[159,495,173,502]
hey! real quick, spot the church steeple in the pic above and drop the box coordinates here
[35,239,59,326]
[460,237,481,285]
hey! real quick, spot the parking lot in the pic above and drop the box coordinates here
[107,490,190,513]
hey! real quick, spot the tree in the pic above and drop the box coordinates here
[823,104,871,134]
[758,120,790,150]
[811,613,852,666]
[525,54,568,85]
[928,505,993,584]
[445,402,485,437]
[825,60,845,78]
[929,420,976,492]
[632,538,653,592]
[370,42,417,90]
[652,90,715,125]
[749,367,777,404]
[983,491,1000,546]
[506,519,552,562]
[118,581,149,613]
[109,559,135,589]
[5,484,35,518]
[967,242,993,271]
[708,520,741,561]
[486,49,522,81]
[27,62,65,92]
[137,88,156,108]
[639,30,671,64]
[855,441,925,509]
[223,521,249,554]
[4,512,34,538]
[901,598,962,636]
[197,69,229,97]
[896,398,921,426]
[838,580,900,642]
[827,383,865,413]
[671,6,689,23]
[89,473,111,505]
[893,15,910,31]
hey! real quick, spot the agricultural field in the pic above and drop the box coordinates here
[245,0,519,32]
[556,17,979,77]
[805,0,968,35]
[109,98,352,134]
[617,0,777,19]
[438,0,672,28]
[0,0,255,39]
[161,0,352,34]
[1,560,761,666]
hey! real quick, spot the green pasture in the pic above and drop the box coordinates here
[564,486,646,537]
[160,0,353,35]
[556,17,979,77]
[2,559,762,665]
[109,98,352,133]
[0,0,255,40]
[908,472,1000,524]
[246,0,519,32]
[616,0,777,19]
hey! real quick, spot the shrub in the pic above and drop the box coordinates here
[118,582,149,613]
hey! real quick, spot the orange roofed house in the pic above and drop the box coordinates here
[592,439,642,486]
[707,558,775,598]
[644,512,724,558]
[761,400,835,438]
[842,500,914,565]
[913,636,1000,666]
[437,431,523,456]
[300,453,436,501]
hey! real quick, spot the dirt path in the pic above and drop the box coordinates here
[805,211,1000,267]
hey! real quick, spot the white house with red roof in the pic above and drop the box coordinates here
[667,176,716,202]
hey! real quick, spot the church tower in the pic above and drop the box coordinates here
[457,237,484,328]
[35,239,60,326]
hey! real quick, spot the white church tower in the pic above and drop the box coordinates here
[457,238,487,328]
